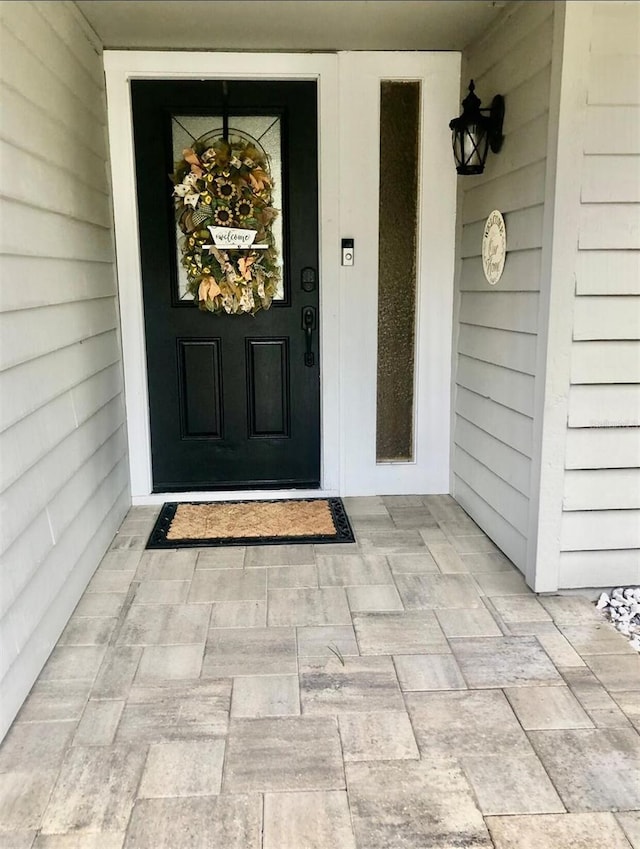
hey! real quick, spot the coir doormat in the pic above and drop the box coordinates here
[146,498,355,549]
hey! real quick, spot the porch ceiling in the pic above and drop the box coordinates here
[76,0,507,52]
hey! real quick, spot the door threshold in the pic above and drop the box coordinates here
[132,488,340,506]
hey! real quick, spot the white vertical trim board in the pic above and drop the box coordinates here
[527,0,585,593]
[104,51,342,500]
[338,52,459,495]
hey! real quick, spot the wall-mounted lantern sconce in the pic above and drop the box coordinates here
[449,80,505,175]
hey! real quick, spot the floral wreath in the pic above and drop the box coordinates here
[171,133,280,315]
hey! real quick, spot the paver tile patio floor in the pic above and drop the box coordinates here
[1,496,637,847]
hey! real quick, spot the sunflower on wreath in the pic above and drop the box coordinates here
[171,137,280,315]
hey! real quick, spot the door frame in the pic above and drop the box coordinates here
[104,52,341,503]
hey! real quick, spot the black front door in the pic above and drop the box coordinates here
[131,80,320,491]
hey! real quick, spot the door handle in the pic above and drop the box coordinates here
[301,306,316,367]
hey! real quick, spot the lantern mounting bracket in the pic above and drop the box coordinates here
[486,95,505,154]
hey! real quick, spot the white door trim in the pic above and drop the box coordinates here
[104,51,341,503]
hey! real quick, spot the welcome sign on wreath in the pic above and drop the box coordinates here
[171,136,280,315]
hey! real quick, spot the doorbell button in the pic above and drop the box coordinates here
[341,238,354,266]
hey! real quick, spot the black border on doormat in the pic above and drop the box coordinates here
[145,497,355,549]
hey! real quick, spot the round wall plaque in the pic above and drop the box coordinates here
[482,209,506,286]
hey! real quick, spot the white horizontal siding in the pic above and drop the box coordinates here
[453,1,554,575]
[458,325,537,375]
[571,341,640,384]
[503,67,552,137]
[454,476,528,568]
[459,292,539,334]
[0,298,117,371]
[0,3,128,740]
[576,251,640,295]
[579,204,640,250]
[460,248,542,292]
[0,331,120,432]
[454,418,531,497]
[1,483,129,740]
[455,387,533,457]
[565,427,640,470]
[568,385,640,428]
[1,397,126,603]
[581,155,640,203]
[561,509,640,551]
[590,1,640,56]
[460,114,550,193]
[584,106,640,155]
[559,549,640,589]
[462,160,547,225]
[588,55,640,105]
[1,365,124,494]
[454,448,529,535]
[475,12,554,103]
[564,469,640,511]
[1,197,114,261]
[0,23,106,156]
[573,296,640,341]
[559,1,640,588]
[0,256,117,312]
[461,204,545,257]
[0,138,111,228]
[464,1,554,82]
[0,83,107,193]
[457,355,535,417]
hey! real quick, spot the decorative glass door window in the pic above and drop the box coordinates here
[171,114,284,302]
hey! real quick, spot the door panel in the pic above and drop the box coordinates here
[131,80,320,491]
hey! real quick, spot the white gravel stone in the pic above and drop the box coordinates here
[596,587,640,652]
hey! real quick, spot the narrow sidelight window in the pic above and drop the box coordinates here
[376,81,421,462]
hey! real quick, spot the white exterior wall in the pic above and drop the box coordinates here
[558,1,640,587]
[452,1,556,573]
[0,1,129,738]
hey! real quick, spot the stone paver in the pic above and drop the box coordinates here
[73,701,124,747]
[339,711,419,762]
[231,674,300,718]
[263,791,356,849]
[296,624,360,658]
[529,728,640,811]
[394,653,466,691]
[407,689,532,758]
[300,656,404,714]
[203,627,296,677]
[138,740,225,797]
[223,717,344,792]
[136,645,204,681]
[267,587,351,626]
[346,759,491,849]
[462,754,565,815]
[504,685,594,730]
[487,812,632,848]
[1,499,637,848]
[450,636,564,688]
[616,812,640,848]
[353,610,449,655]
[123,795,261,849]
[41,746,147,834]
